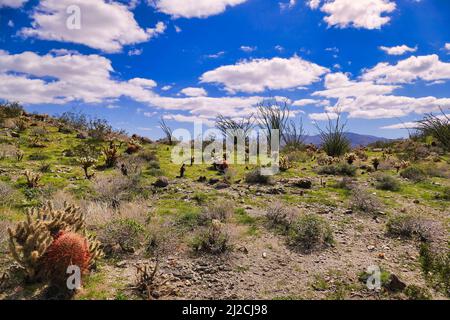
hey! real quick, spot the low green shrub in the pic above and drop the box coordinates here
[404,285,432,300]
[318,163,357,177]
[100,218,146,253]
[435,187,450,201]
[288,214,333,253]
[400,167,426,182]
[420,243,450,297]
[375,174,401,191]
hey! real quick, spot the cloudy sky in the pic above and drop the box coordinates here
[0,0,449,138]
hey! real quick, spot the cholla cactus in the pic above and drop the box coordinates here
[355,148,368,161]
[125,139,142,154]
[77,156,98,179]
[371,157,381,171]
[24,170,41,188]
[345,153,357,165]
[8,201,103,282]
[102,141,119,168]
[279,155,292,172]
[394,160,410,173]
[7,213,53,280]
[317,154,338,166]
[16,149,24,162]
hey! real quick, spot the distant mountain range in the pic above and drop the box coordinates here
[303,132,390,147]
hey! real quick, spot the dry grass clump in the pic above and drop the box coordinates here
[0,144,18,160]
[199,200,234,224]
[146,220,177,258]
[265,202,298,231]
[119,154,145,176]
[80,199,150,229]
[191,220,231,255]
[0,181,18,206]
[350,187,382,214]
[0,220,13,252]
[139,149,159,162]
[386,214,445,243]
[91,174,144,208]
[386,212,449,296]
[245,168,275,185]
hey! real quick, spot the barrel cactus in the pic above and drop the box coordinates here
[41,231,91,287]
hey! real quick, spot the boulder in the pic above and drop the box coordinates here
[154,176,169,188]
[293,179,313,189]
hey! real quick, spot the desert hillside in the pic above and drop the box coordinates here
[0,102,449,300]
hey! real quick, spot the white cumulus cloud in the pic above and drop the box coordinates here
[379,44,417,55]
[0,50,157,104]
[20,0,165,53]
[152,0,248,18]
[312,0,396,30]
[362,54,450,84]
[200,56,329,94]
[180,87,208,97]
[313,72,398,98]
[0,0,27,8]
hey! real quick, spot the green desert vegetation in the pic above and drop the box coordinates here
[0,102,449,300]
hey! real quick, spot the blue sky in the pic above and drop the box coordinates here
[1,0,450,139]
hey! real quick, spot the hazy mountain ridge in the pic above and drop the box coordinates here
[303,132,390,147]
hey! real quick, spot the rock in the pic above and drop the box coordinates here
[10,131,20,138]
[385,274,406,292]
[293,179,313,189]
[215,182,230,190]
[208,178,220,185]
[267,187,285,194]
[238,246,249,254]
[76,132,87,139]
[367,245,375,251]
[262,252,267,259]
[344,209,353,215]
[413,199,420,204]
[154,176,169,188]
[116,261,127,268]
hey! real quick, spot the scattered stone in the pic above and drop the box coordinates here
[344,209,353,215]
[76,132,87,139]
[215,182,230,190]
[293,179,313,189]
[262,252,267,259]
[116,261,127,268]
[367,245,375,251]
[208,178,220,185]
[154,176,169,188]
[385,274,406,293]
